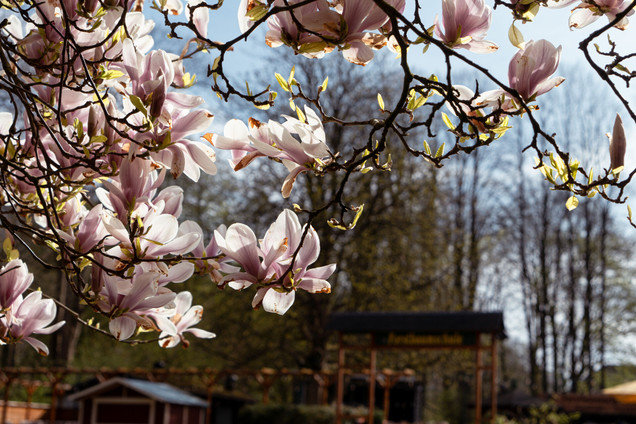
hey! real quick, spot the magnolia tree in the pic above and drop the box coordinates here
[0,0,633,355]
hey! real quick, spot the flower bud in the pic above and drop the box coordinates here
[87,104,100,138]
[610,113,626,170]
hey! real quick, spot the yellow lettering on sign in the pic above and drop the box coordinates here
[385,332,464,346]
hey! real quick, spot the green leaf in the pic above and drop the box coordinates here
[413,94,427,110]
[614,63,630,74]
[521,2,540,20]
[245,1,268,21]
[508,23,525,48]
[435,143,445,158]
[298,42,329,54]
[423,140,431,156]
[327,218,347,231]
[319,76,328,92]
[296,106,306,123]
[90,135,108,144]
[182,72,196,88]
[407,90,417,111]
[441,112,455,130]
[129,94,148,117]
[348,204,364,230]
[377,93,385,111]
[275,73,290,92]
[565,196,579,211]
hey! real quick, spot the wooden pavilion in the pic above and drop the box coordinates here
[326,311,505,424]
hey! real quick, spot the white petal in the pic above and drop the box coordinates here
[260,289,295,315]
[109,316,137,340]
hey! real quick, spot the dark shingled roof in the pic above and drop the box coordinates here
[326,311,505,338]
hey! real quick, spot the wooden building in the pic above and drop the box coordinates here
[67,377,208,424]
[327,311,505,424]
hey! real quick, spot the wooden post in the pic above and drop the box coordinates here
[25,383,38,423]
[368,334,376,424]
[49,381,58,424]
[1,376,12,424]
[256,369,276,404]
[475,333,482,424]
[490,334,497,424]
[204,370,215,424]
[380,370,400,423]
[336,332,345,424]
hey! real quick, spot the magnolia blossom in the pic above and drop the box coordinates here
[96,158,169,219]
[547,0,634,30]
[213,107,331,198]
[477,40,564,111]
[508,40,564,100]
[187,0,210,38]
[0,260,33,310]
[0,112,12,135]
[445,85,490,133]
[56,201,108,253]
[339,0,406,64]
[215,209,335,315]
[179,221,237,283]
[434,0,497,53]
[153,291,215,348]
[98,271,176,340]
[264,0,339,58]
[240,0,405,64]
[0,291,65,355]
[101,209,201,261]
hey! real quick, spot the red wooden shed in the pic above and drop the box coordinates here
[67,377,208,424]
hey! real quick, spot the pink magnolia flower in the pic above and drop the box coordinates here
[187,0,209,38]
[97,271,176,340]
[179,221,238,283]
[340,0,406,65]
[0,260,33,310]
[238,0,267,33]
[213,107,331,198]
[56,202,109,253]
[0,291,65,355]
[263,0,340,58]
[477,40,564,111]
[251,210,334,314]
[547,0,635,29]
[215,210,335,315]
[148,108,217,181]
[97,158,168,219]
[153,291,215,348]
[434,0,498,53]
[508,40,564,101]
[569,0,635,30]
[101,209,201,260]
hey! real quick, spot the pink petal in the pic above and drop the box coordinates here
[342,41,374,65]
[296,278,331,293]
[109,316,137,340]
